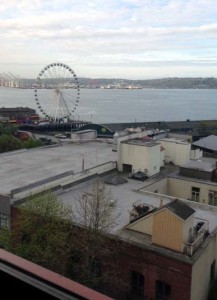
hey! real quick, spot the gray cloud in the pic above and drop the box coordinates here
[0,0,217,78]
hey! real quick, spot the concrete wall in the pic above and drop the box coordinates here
[0,195,11,228]
[179,167,213,181]
[140,176,217,206]
[160,149,165,167]
[146,145,161,176]
[142,178,168,194]
[159,139,191,166]
[0,195,11,215]
[183,215,194,244]
[167,132,192,142]
[115,130,149,152]
[71,130,97,143]
[191,232,217,300]
[160,139,176,163]
[190,149,203,160]
[168,177,217,204]
[118,143,161,176]
[12,161,117,201]
[175,143,191,166]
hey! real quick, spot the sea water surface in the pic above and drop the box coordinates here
[0,87,216,123]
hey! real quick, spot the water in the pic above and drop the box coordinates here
[0,87,216,123]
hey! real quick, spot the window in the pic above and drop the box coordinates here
[155,280,171,300]
[21,232,31,244]
[90,258,102,279]
[131,271,145,298]
[209,191,217,206]
[210,260,216,285]
[0,213,9,228]
[191,187,200,202]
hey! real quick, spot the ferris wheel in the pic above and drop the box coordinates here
[34,62,80,122]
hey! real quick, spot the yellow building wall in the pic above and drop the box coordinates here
[168,177,217,204]
[191,234,217,300]
[152,208,183,252]
[127,214,153,235]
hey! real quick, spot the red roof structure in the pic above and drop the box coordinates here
[0,249,114,300]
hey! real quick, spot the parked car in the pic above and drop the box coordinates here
[54,134,67,139]
[39,136,52,144]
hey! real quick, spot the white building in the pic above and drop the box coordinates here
[118,138,162,177]
[112,128,149,152]
[159,137,191,165]
[71,129,97,143]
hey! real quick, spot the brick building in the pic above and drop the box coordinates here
[107,199,215,300]
[0,107,36,120]
[0,141,217,300]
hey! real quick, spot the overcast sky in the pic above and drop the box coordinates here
[1,0,217,79]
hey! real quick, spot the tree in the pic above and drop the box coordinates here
[0,134,22,152]
[0,190,74,275]
[74,181,119,232]
[69,181,123,292]
[22,139,43,149]
[0,124,18,136]
[0,124,43,152]
[0,182,125,296]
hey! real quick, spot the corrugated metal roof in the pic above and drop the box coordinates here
[192,135,217,151]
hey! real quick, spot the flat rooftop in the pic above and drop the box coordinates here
[169,172,217,187]
[57,171,217,236]
[2,141,217,263]
[159,137,189,144]
[0,142,117,195]
[56,171,217,263]
[180,160,216,172]
[122,139,159,147]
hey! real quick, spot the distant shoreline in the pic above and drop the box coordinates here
[1,77,217,89]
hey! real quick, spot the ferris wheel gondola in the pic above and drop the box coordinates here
[34,62,80,122]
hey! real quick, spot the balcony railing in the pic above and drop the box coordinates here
[184,220,209,256]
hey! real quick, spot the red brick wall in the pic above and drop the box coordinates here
[10,206,192,300]
[112,242,192,300]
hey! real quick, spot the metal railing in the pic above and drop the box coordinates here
[184,220,209,256]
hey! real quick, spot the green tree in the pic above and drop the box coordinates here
[70,181,122,291]
[74,181,119,232]
[0,134,22,153]
[0,190,74,275]
[22,139,43,149]
[0,124,18,136]
[0,182,124,296]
